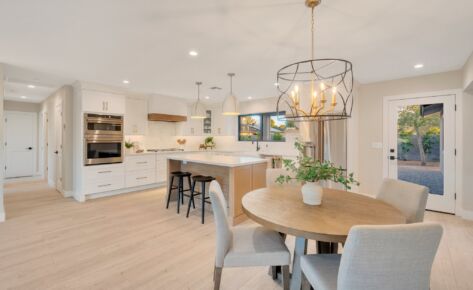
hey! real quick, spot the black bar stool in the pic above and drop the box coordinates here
[186,175,215,224]
[166,171,193,214]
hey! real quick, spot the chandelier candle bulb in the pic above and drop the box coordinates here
[331,87,337,106]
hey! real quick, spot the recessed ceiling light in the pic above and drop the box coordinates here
[248,96,253,100]
[20,96,27,99]
[414,63,424,69]
[27,84,35,89]
[189,50,199,57]
[123,80,130,84]
[204,96,210,100]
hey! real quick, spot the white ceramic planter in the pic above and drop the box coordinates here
[301,181,323,205]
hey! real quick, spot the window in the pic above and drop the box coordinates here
[238,112,290,142]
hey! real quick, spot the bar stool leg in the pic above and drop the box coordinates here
[186,180,197,218]
[166,176,175,209]
[177,177,183,214]
[201,181,206,224]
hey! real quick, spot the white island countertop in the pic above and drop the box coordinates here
[166,152,268,167]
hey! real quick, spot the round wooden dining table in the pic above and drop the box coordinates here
[242,186,406,290]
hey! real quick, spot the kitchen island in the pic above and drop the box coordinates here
[166,153,268,225]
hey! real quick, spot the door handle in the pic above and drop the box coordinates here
[54,150,59,154]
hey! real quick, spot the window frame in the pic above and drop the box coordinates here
[238,111,287,142]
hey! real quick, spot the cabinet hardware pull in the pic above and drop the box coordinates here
[137,161,147,164]
[98,184,111,187]
[136,177,147,180]
[98,170,112,174]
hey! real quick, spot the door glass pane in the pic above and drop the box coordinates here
[397,104,444,195]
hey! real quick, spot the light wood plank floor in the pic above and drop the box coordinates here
[0,180,472,290]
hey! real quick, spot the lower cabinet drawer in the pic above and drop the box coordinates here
[84,178,125,195]
[126,170,156,188]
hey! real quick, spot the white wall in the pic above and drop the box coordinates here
[463,52,473,91]
[41,86,74,195]
[0,64,5,222]
[357,70,463,197]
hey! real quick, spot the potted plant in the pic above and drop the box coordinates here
[124,140,135,154]
[276,140,359,205]
[204,136,215,150]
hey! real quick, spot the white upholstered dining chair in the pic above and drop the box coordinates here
[301,223,443,290]
[376,178,429,223]
[208,181,291,290]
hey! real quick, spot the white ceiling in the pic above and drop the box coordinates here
[1,0,472,102]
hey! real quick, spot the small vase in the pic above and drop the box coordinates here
[301,181,323,205]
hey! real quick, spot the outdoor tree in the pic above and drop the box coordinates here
[397,105,441,166]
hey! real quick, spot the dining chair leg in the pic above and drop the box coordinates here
[290,237,308,290]
[301,271,311,290]
[271,266,278,280]
[214,266,222,290]
[282,265,290,290]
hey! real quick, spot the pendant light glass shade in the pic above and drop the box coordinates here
[222,73,240,116]
[190,81,206,119]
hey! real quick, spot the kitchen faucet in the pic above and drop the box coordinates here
[252,139,261,152]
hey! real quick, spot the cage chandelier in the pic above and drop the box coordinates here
[276,0,354,122]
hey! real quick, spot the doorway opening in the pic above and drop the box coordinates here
[384,94,456,214]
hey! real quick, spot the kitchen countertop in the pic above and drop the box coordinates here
[166,152,268,167]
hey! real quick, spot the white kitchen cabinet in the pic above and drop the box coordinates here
[211,106,237,136]
[125,170,156,187]
[125,154,156,187]
[176,105,203,136]
[83,163,125,195]
[82,90,125,115]
[125,98,148,135]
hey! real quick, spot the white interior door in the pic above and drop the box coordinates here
[386,95,455,213]
[4,111,36,178]
[55,101,63,192]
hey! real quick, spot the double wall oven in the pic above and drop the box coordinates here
[84,114,124,166]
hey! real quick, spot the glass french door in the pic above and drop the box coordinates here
[387,95,456,213]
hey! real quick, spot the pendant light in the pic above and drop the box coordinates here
[222,73,240,116]
[190,81,206,119]
[275,0,354,122]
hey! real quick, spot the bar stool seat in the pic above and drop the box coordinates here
[186,175,216,224]
[166,171,193,214]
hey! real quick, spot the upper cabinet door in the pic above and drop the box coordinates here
[82,90,125,115]
[124,98,148,135]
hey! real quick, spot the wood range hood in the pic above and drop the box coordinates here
[148,113,187,122]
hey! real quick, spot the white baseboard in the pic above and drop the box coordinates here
[0,211,5,222]
[63,190,73,198]
[85,183,164,201]
[458,209,473,221]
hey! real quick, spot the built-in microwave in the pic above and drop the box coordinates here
[84,113,123,136]
[84,135,123,166]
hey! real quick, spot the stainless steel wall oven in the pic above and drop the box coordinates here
[84,114,123,166]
